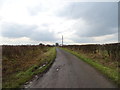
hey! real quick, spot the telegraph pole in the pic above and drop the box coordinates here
[62,35,63,46]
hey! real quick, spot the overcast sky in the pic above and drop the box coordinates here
[0,0,118,45]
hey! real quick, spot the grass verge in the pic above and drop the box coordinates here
[61,48,119,87]
[3,47,56,88]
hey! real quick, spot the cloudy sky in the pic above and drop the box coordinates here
[0,0,118,45]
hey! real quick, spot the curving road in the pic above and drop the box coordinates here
[26,48,116,88]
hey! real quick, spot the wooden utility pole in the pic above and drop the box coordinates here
[62,35,63,46]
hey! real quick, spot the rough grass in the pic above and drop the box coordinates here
[2,46,56,88]
[61,48,119,87]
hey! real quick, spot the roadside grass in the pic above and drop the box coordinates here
[3,47,56,88]
[61,48,119,87]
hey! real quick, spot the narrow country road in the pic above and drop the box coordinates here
[26,48,116,88]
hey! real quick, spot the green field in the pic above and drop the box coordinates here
[2,45,56,88]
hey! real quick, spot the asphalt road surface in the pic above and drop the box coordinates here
[26,48,116,88]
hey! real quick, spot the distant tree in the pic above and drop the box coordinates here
[39,43,44,46]
[55,43,59,46]
[46,44,53,47]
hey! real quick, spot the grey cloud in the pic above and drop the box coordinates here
[58,2,118,37]
[28,3,50,16]
[103,33,118,43]
[74,21,117,37]
[28,5,43,16]
[1,23,57,42]
[70,33,118,44]
[74,38,95,43]
[1,23,37,38]
[30,30,57,41]
[0,0,5,8]
[70,36,95,43]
